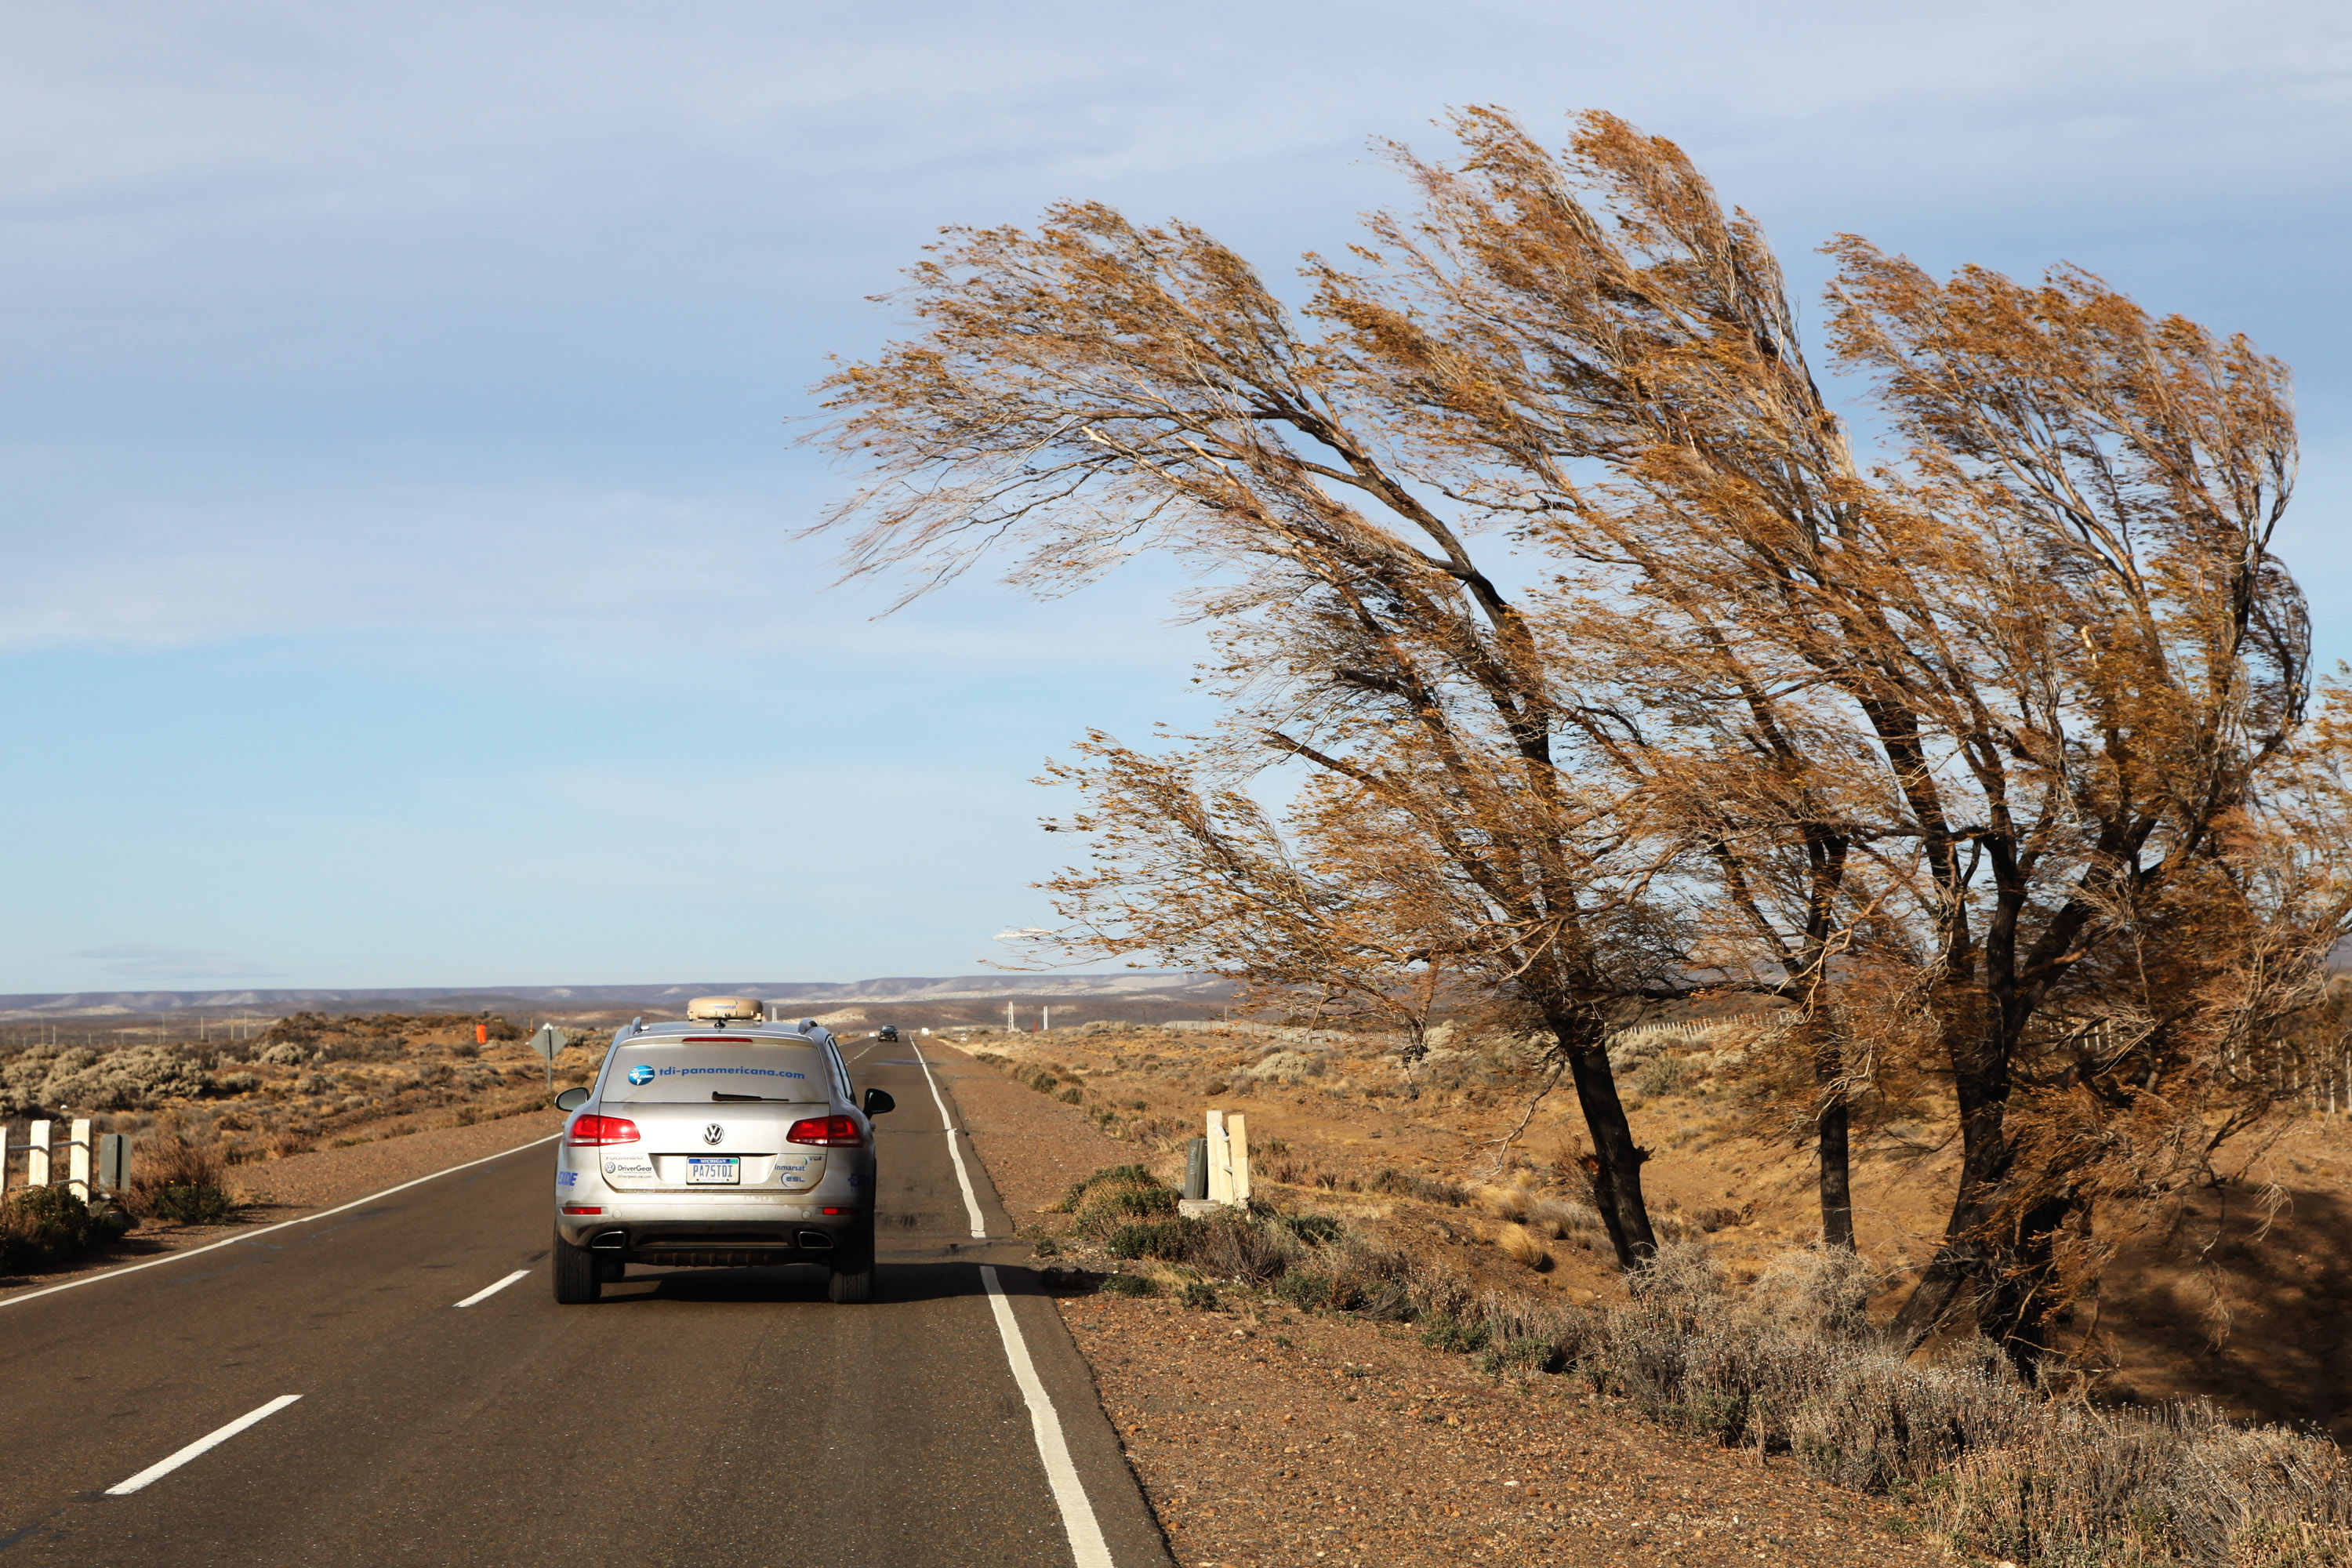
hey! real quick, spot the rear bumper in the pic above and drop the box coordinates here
[557,1208,870,1265]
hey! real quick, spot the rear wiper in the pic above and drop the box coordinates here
[710,1091,793,1102]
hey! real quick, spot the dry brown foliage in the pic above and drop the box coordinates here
[808,107,2352,1355]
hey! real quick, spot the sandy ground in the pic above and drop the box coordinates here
[933,1036,1947,1567]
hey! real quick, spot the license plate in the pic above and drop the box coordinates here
[686,1156,740,1185]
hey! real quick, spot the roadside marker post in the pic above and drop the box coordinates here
[26,1120,50,1189]
[0,1124,10,1196]
[67,1119,92,1200]
[98,1133,130,1195]
[1202,1110,1252,1207]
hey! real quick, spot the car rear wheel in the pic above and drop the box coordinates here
[826,1219,876,1304]
[553,1231,601,1304]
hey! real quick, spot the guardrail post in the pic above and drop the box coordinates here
[27,1120,51,1189]
[100,1132,129,1194]
[0,1123,10,1197]
[68,1119,92,1201]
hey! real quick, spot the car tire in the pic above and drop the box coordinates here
[553,1231,602,1304]
[827,1218,877,1305]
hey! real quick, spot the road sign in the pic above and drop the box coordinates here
[529,1024,569,1090]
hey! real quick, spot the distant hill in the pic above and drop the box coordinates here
[0,973,1232,1022]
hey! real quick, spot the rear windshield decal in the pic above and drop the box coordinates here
[641,1065,808,1080]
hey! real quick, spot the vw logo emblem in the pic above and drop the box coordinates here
[703,1123,724,1146]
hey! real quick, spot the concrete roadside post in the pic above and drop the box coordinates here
[1204,1111,1231,1204]
[27,1120,51,1189]
[67,1118,92,1201]
[0,1123,9,1196]
[528,1025,568,1092]
[1226,1114,1250,1205]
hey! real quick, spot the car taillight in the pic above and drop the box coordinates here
[565,1114,640,1145]
[786,1114,863,1147]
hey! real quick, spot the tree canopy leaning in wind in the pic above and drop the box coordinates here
[808,107,2352,1367]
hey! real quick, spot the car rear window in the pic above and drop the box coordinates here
[601,1040,827,1103]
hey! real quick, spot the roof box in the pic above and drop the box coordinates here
[685,996,764,1022]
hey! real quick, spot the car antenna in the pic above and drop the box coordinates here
[630,1016,645,1034]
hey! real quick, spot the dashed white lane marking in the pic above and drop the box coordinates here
[453,1269,532,1308]
[979,1266,1112,1568]
[0,1136,561,1313]
[913,1044,988,1239]
[105,1395,303,1496]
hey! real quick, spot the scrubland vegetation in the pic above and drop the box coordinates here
[0,1010,598,1272]
[965,1021,2352,1565]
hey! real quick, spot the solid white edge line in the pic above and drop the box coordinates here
[913,1044,989,1239]
[104,1394,303,1496]
[452,1268,532,1308]
[980,1265,1112,1568]
[0,1134,563,1312]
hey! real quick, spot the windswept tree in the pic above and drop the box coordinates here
[810,110,2352,1350]
[1305,109,2352,1363]
[808,205,1683,1266]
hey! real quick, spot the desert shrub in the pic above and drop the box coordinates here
[1074,1182,1177,1238]
[1420,1312,1494,1355]
[215,1071,262,1094]
[0,1185,130,1270]
[1179,1279,1220,1311]
[259,1043,309,1067]
[1058,1162,1159,1213]
[1243,1050,1327,1083]
[3,1045,211,1113]
[1098,1271,1157,1298]
[1189,1208,1296,1283]
[1104,1217,1206,1260]
[1278,1212,1342,1246]
[1632,1054,1686,1098]
[1055,1086,1083,1105]
[127,1130,237,1225]
[1276,1268,1335,1312]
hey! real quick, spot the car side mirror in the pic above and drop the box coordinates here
[554,1087,591,1112]
[862,1087,896,1116]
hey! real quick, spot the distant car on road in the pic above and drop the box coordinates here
[550,996,895,1304]
[877,1023,899,1043]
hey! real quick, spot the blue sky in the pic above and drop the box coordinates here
[1,1,2345,991]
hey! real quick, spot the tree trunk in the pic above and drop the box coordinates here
[1976,1192,2076,1378]
[1555,1029,1657,1268]
[1817,1094,1855,1250]
[1887,1022,2012,1350]
[1809,1016,1855,1250]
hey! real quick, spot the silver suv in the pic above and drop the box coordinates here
[550,997,895,1304]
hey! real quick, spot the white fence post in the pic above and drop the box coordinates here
[27,1120,52,1188]
[0,1123,10,1197]
[1205,1109,1232,1203]
[68,1118,92,1202]
[1227,1113,1251,1205]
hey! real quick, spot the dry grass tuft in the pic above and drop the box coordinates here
[1493,1221,1553,1272]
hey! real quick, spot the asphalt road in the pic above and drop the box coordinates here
[0,1046,1172,1567]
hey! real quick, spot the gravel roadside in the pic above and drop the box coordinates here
[933,1038,1947,1568]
